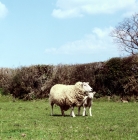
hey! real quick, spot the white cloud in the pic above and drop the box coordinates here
[45,27,119,58]
[52,0,136,18]
[0,2,8,18]
[52,8,83,18]
[122,1,138,17]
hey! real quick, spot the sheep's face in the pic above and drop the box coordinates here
[82,82,93,92]
[87,92,96,99]
[75,82,92,92]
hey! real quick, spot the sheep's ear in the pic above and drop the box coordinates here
[83,82,89,85]
[93,92,96,95]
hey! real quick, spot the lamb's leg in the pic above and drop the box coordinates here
[89,106,92,116]
[51,102,54,116]
[70,107,76,117]
[82,106,86,116]
[78,106,81,116]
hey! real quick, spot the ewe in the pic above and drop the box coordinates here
[78,91,96,116]
[49,82,92,117]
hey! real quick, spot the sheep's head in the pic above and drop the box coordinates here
[75,82,93,92]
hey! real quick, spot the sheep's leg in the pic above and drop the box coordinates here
[78,106,81,116]
[70,107,76,117]
[51,103,54,116]
[60,107,65,116]
[82,106,86,116]
[89,106,92,116]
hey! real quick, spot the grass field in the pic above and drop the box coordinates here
[0,95,138,140]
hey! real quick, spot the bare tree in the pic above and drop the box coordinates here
[111,13,138,55]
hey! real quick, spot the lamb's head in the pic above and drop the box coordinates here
[75,82,92,92]
[87,91,96,99]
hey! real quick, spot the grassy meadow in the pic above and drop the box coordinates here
[0,96,138,140]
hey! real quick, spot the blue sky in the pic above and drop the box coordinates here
[0,0,138,68]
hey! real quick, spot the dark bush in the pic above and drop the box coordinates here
[9,65,53,99]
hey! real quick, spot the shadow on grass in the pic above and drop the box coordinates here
[50,114,71,117]
[50,114,84,117]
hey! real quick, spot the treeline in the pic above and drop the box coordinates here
[0,55,138,101]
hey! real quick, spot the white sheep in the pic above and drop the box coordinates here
[121,98,128,103]
[78,91,96,116]
[49,82,92,117]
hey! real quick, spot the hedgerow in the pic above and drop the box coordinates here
[0,55,138,100]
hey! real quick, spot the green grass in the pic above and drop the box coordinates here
[0,96,138,140]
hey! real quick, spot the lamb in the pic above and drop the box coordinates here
[49,82,92,117]
[78,91,96,116]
